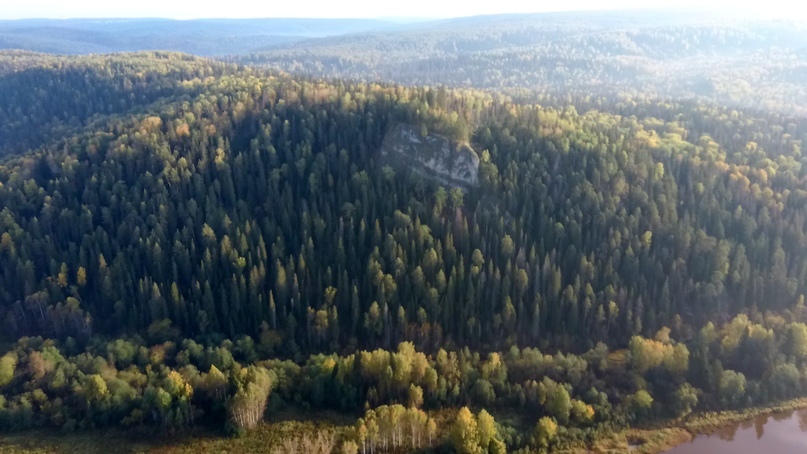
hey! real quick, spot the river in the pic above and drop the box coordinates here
[664,408,807,453]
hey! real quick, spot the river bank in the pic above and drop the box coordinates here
[623,397,807,454]
[3,398,807,453]
[552,397,807,453]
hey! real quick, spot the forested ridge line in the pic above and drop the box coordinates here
[0,51,246,157]
[1,52,807,452]
[235,13,807,117]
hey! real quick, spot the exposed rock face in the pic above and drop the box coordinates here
[380,123,479,188]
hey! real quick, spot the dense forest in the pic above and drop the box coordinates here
[2,50,807,453]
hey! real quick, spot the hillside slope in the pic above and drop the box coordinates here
[1,51,806,355]
[0,51,239,156]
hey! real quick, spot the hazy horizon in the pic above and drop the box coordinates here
[1,0,806,21]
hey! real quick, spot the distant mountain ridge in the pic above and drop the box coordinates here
[2,11,807,114]
[0,18,405,55]
[233,10,807,116]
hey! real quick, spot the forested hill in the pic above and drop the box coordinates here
[0,51,241,156]
[2,52,807,351]
[2,52,807,451]
[236,11,807,116]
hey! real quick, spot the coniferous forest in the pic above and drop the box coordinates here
[2,14,807,453]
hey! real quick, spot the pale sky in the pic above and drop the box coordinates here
[0,0,803,20]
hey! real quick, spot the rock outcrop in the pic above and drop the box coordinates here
[380,123,479,189]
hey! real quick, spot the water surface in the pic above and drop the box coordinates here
[665,408,807,454]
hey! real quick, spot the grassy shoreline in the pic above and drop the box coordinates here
[0,416,351,454]
[610,397,807,454]
[3,399,807,453]
[680,397,807,434]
